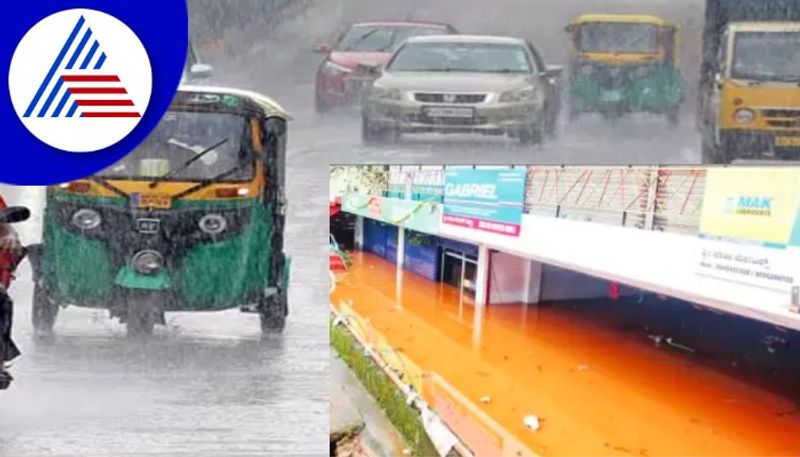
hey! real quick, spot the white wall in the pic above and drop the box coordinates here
[440,214,800,330]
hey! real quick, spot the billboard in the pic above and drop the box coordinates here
[696,167,800,294]
[699,167,800,247]
[342,194,441,235]
[442,168,526,237]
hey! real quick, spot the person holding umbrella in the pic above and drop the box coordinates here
[0,194,30,390]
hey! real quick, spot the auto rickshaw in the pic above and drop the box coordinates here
[27,86,291,337]
[565,14,683,125]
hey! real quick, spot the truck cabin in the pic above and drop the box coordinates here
[718,22,800,84]
[701,0,800,89]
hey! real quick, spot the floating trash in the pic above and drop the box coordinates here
[479,396,492,404]
[523,415,541,431]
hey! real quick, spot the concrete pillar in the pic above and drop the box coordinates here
[395,173,413,309]
[522,259,543,305]
[354,216,364,250]
[472,244,490,350]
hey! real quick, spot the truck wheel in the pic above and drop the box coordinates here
[125,291,159,337]
[32,281,58,336]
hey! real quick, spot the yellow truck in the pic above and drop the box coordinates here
[699,0,800,163]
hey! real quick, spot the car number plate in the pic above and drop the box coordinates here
[424,107,474,118]
[775,136,800,147]
[600,91,623,102]
[132,193,172,209]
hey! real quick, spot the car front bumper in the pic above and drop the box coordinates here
[364,98,543,134]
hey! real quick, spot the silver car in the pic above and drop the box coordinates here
[361,35,561,144]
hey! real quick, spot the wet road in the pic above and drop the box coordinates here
[0,0,708,455]
[0,162,329,456]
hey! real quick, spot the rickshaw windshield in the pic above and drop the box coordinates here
[97,111,255,182]
[577,23,658,54]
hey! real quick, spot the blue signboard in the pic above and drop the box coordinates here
[442,168,526,237]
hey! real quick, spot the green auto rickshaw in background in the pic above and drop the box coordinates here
[27,86,291,337]
[565,14,683,125]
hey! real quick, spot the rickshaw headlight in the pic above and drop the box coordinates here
[579,64,594,76]
[734,108,755,125]
[71,208,101,230]
[131,250,164,275]
[198,214,227,235]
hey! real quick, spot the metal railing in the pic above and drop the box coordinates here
[336,165,707,235]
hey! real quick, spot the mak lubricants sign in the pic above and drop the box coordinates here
[442,168,526,237]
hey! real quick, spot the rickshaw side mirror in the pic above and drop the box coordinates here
[0,206,30,224]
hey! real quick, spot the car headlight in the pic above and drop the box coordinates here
[734,108,755,125]
[499,87,537,103]
[71,208,101,230]
[131,250,164,276]
[370,86,402,101]
[321,61,351,76]
[198,213,227,235]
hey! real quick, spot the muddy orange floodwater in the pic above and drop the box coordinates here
[331,251,800,457]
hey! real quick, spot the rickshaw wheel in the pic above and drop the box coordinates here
[125,291,159,337]
[32,281,58,336]
[259,291,287,335]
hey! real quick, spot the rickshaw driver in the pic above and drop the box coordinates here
[0,195,25,389]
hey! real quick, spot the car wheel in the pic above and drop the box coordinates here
[518,123,543,145]
[315,91,331,115]
[362,117,391,144]
[32,280,58,337]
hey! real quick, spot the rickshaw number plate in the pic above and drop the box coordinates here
[132,194,172,209]
[600,91,623,102]
[775,136,800,147]
[136,218,161,234]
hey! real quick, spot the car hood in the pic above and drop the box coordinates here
[375,72,535,93]
[329,52,392,70]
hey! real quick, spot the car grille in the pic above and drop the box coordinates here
[414,93,487,104]
[407,114,487,126]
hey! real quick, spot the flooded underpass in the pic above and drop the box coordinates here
[331,251,800,456]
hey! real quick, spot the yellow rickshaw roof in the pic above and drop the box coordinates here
[572,14,676,28]
[177,84,292,121]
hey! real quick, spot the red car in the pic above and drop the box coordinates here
[313,21,458,113]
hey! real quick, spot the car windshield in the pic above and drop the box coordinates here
[388,42,533,73]
[577,23,658,53]
[338,25,449,53]
[96,111,254,182]
[732,32,800,82]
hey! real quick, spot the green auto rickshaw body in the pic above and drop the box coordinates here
[566,14,683,117]
[31,85,291,333]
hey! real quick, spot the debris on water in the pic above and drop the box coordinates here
[577,364,590,372]
[648,334,663,346]
[479,395,491,404]
[665,338,696,354]
[523,415,541,431]
[401,449,412,456]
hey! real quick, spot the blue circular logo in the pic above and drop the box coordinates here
[1,0,188,185]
